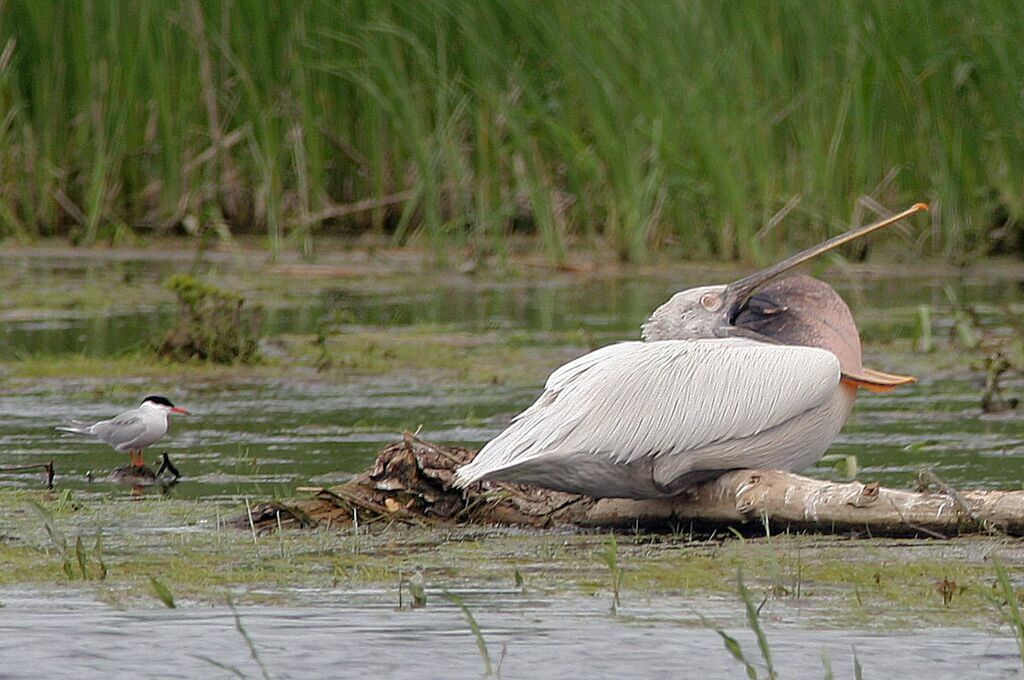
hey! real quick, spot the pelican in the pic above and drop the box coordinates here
[454,204,928,498]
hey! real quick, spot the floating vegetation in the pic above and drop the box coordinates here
[312,321,333,372]
[157,274,263,364]
[982,353,1019,414]
[933,577,962,607]
[943,285,982,351]
[407,571,427,609]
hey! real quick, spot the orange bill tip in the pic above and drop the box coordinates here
[841,378,903,393]
[841,368,916,393]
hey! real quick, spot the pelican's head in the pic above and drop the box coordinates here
[641,284,731,341]
[642,203,929,345]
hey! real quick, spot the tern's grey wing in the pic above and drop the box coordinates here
[110,409,144,426]
[454,338,841,496]
[89,414,148,452]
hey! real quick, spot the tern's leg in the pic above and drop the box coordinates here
[136,449,145,468]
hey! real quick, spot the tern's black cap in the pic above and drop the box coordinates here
[142,395,175,408]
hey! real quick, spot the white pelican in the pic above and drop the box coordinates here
[455,204,927,498]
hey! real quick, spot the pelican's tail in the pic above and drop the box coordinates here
[452,463,479,489]
[453,421,542,489]
[453,449,503,489]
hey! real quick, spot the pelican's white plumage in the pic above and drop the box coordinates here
[454,337,851,498]
[454,205,928,499]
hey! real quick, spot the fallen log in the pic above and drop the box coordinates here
[242,434,1024,537]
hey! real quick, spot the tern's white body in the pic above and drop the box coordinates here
[454,338,855,498]
[57,400,176,454]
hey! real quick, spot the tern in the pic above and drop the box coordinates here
[455,204,928,499]
[56,395,190,468]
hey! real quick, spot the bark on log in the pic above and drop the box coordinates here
[242,434,1024,537]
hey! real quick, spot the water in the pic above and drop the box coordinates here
[3,251,1024,677]
[4,372,1024,499]
[0,379,534,499]
[0,589,1020,679]
[2,256,1024,496]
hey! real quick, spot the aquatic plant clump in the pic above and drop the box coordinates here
[158,274,263,364]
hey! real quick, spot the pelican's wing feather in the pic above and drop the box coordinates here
[455,338,840,488]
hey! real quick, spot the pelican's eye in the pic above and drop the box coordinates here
[699,293,722,311]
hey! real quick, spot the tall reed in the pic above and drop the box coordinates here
[0,1,1020,262]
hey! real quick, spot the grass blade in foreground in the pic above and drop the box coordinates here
[445,591,495,677]
[993,558,1024,668]
[149,577,176,609]
[698,613,758,680]
[228,596,273,680]
[737,568,776,679]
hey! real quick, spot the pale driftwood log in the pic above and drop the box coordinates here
[242,434,1024,537]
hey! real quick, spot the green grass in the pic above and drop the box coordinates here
[0,1,1021,261]
[704,569,777,680]
[2,486,1023,630]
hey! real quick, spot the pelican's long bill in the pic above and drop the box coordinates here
[724,203,929,314]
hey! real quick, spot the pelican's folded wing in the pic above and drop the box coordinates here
[454,337,840,495]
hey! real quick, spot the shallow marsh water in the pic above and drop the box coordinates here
[2,248,1024,677]
[2,252,1024,495]
[2,589,1022,679]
